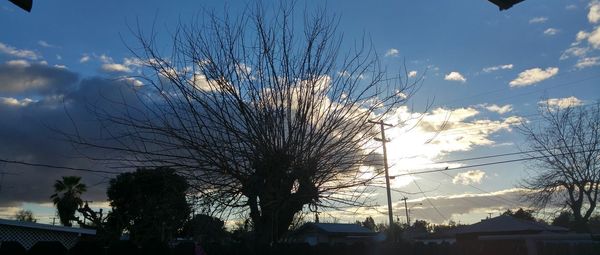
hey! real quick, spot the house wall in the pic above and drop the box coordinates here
[0,224,84,249]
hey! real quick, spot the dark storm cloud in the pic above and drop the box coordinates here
[0,61,78,96]
[0,74,142,208]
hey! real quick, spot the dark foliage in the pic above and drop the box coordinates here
[50,176,86,227]
[180,214,227,243]
[502,208,537,222]
[106,167,191,244]
[67,241,103,255]
[27,241,67,255]
[0,241,26,255]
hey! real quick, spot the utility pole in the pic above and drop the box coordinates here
[401,197,409,225]
[51,217,57,225]
[368,120,394,229]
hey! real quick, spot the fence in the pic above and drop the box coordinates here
[1,240,598,255]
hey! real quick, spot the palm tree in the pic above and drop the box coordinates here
[50,176,87,227]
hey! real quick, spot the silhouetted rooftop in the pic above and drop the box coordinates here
[299,223,376,235]
[453,215,567,235]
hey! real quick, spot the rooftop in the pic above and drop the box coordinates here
[453,215,567,235]
[0,218,96,235]
[298,223,376,235]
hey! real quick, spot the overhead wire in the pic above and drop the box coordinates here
[390,147,600,178]
[0,158,122,175]
[407,170,447,222]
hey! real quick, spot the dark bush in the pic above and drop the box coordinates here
[107,240,140,255]
[0,241,26,255]
[171,241,195,255]
[140,241,170,255]
[27,241,67,255]
[68,240,104,255]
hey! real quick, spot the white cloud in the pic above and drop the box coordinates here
[0,42,39,60]
[560,4,600,69]
[101,63,131,73]
[382,107,523,185]
[53,64,68,69]
[528,17,548,24]
[98,54,113,63]
[123,57,144,67]
[482,104,513,114]
[566,4,577,10]
[6,59,31,68]
[482,64,513,73]
[97,55,143,73]
[576,31,590,41]
[575,56,600,68]
[37,40,56,48]
[540,96,583,109]
[509,67,558,87]
[406,188,529,224]
[119,77,144,87]
[79,54,91,63]
[1,97,35,107]
[560,46,590,60]
[589,26,600,49]
[444,71,466,83]
[337,70,365,80]
[543,28,560,36]
[453,170,486,185]
[408,71,417,78]
[384,48,399,57]
[589,1,600,23]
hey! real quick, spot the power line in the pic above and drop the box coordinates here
[434,141,600,165]
[391,148,600,178]
[407,171,447,222]
[0,159,121,175]
[439,171,521,208]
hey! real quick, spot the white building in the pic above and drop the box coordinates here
[0,218,96,249]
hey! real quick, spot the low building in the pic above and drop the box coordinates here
[455,215,568,240]
[288,223,382,246]
[454,215,594,255]
[0,218,96,249]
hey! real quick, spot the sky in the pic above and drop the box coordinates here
[1,0,600,227]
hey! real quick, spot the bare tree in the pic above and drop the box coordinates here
[14,209,37,223]
[66,3,419,243]
[519,100,600,232]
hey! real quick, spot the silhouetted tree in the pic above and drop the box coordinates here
[502,208,536,222]
[432,220,462,233]
[50,176,86,227]
[106,167,190,244]
[65,3,419,244]
[552,211,574,229]
[180,214,227,243]
[360,216,377,231]
[411,219,431,233]
[14,209,36,223]
[519,101,600,232]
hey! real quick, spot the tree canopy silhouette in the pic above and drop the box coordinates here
[519,100,600,232]
[65,3,419,243]
[106,167,190,244]
[50,176,86,227]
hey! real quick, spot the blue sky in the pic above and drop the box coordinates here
[1,0,599,226]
